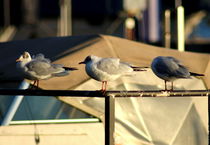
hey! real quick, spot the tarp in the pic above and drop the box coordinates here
[0,35,208,145]
[0,123,104,145]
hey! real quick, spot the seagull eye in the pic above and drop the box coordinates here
[23,52,29,59]
[23,54,28,58]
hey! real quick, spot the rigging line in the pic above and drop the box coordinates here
[24,96,40,144]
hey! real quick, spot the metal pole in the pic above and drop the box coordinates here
[59,0,72,36]
[148,0,160,43]
[105,95,115,145]
[164,9,171,48]
[3,0,10,27]
[124,16,136,40]
[176,0,185,51]
[1,81,30,126]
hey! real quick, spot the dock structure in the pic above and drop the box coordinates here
[0,89,209,145]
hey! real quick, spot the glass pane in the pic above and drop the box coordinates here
[12,96,93,121]
[0,95,15,122]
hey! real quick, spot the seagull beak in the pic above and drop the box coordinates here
[16,58,21,62]
[79,61,85,64]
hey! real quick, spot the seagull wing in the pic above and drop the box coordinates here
[33,53,51,63]
[96,58,132,74]
[155,57,189,78]
[26,60,53,76]
[166,57,190,77]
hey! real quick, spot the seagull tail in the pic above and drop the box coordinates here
[131,66,149,71]
[63,67,78,71]
[52,67,78,77]
[190,72,204,76]
[53,72,69,77]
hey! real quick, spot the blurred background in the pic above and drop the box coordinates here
[0,1,209,145]
[0,0,210,53]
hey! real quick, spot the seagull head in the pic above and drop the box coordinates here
[79,55,99,64]
[16,51,32,63]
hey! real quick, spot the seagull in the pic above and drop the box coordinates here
[16,51,77,88]
[151,56,204,90]
[79,55,147,92]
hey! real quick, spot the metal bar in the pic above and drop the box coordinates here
[10,118,100,125]
[107,90,210,97]
[1,81,30,126]
[177,5,185,52]
[0,89,105,97]
[105,95,115,145]
[0,89,209,97]
[164,9,171,48]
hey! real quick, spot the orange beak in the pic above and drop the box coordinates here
[16,58,21,62]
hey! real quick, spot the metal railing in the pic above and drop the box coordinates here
[0,89,209,145]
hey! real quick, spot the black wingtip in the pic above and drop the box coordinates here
[63,67,78,71]
[131,66,149,69]
[131,66,149,71]
[190,72,204,76]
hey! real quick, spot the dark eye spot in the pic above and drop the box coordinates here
[23,52,29,58]
[85,56,92,62]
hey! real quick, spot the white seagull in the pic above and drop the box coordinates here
[79,55,147,92]
[151,56,204,90]
[16,51,77,88]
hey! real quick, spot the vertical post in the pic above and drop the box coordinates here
[176,0,185,51]
[1,81,29,126]
[148,0,160,43]
[124,16,136,40]
[105,95,115,145]
[164,9,171,48]
[59,0,72,36]
[3,0,10,27]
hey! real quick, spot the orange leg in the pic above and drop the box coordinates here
[32,80,39,88]
[37,80,39,88]
[32,81,37,88]
[100,81,107,94]
[171,82,174,91]
[164,80,167,91]
[104,81,107,91]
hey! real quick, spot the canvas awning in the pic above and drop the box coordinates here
[0,34,210,89]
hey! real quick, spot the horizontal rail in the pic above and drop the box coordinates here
[0,89,105,97]
[10,118,100,125]
[0,89,209,97]
[107,90,210,97]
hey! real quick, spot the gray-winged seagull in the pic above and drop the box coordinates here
[79,55,147,92]
[16,51,77,88]
[151,56,204,90]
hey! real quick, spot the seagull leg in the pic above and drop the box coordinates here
[37,80,39,88]
[101,81,105,91]
[29,81,37,89]
[171,82,174,91]
[164,80,167,91]
[30,80,39,89]
[100,81,107,94]
[104,81,107,91]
